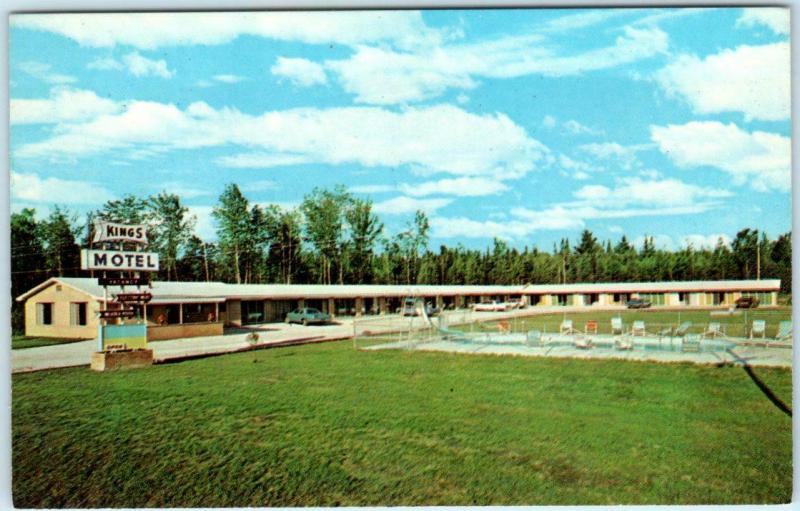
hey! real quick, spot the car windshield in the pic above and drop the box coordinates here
[306,308,320,314]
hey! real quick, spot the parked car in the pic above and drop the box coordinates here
[401,298,440,317]
[285,307,331,325]
[626,298,652,309]
[735,296,760,309]
[473,301,508,312]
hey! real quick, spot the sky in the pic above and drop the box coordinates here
[8,7,792,252]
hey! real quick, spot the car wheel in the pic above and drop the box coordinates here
[302,318,307,326]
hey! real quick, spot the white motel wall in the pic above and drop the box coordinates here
[16,277,781,341]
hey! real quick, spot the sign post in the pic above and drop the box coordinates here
[83,221,159,370]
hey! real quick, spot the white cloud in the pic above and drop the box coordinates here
[579,142,646,170]
[650,121,790,192]
[432,177,728,241]
[241,180,278,192]
[399,177,509,197]
[11,12,450,50]
[11,171,114,205]
[87,57,124,70]
[17,101,547,181]
[563,120,603,136]
[736,8,789,35]
[271,57,328,87]
[88,52,175,78]
[11,87,121,124]
[17,61,76,84]
[542,115,557,128]
[655,42,789,121]
[123,52,174,78]
[350,184,395,194]
[154,182,211,199]
[216,152,311,169]
[213,74,245,83]
[572,177,730,207]
[326,26,668,104]
[373,196,452,215]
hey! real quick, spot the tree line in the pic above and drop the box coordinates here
[11,183,791,331]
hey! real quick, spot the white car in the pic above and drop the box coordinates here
[473,301,508,312]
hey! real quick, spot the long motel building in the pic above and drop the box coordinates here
[16,277,781,341]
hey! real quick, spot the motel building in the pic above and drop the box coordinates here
[16,277,781,341]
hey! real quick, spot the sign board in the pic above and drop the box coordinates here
[100,323,147,351]
[98,277,150,287]
[98,309,137,319]
[81,249,159,272]
[92,221,148,244]
[114,292,153,304]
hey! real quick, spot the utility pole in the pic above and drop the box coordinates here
[203,243,210,282]
[756,243,761,280]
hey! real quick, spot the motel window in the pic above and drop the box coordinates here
[70,302,87,326]
[36,303,53,325]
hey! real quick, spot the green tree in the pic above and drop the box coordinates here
[212,184,251,284]
[146,192,196,281]
[301,186,351,285]
[11,209,44,333]
[344,198,383,284]
[39,206,81,277]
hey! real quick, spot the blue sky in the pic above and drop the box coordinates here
[9,8,791,251]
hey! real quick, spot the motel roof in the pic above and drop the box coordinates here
[17,277,781,304]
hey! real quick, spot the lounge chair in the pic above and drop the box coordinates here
[704,322,722,338]
[611,317,624,335]
[560,319,575,335]
[682,333,701,352]
[631,320,646,336]
[750,320,766,340]
[675,321,692,336]
[526,329,543,347]
[584,320,598,334]
[770,321,792,347]
[615,334,634,350]
[574,334,592,349]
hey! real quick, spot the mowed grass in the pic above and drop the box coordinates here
[11,335,91,350]
[13,340,792,507]
[476,308,792,338]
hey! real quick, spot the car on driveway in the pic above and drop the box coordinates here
[285,307,331,325]
[626,298,652,309]
[473,301,509,312]
[735,296,760,309]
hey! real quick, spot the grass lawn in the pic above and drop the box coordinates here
[13,339,792,506]
[11,335,92,350]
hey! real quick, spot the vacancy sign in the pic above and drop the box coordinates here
[81,249,160,271]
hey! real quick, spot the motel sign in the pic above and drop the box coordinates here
[81,249,160,271]
[92,221,148,244]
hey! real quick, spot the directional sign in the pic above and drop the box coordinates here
[98,277,150,287]
[98,309,137,319]
[81,249,159,272]
[114,292,153,304]
[93,221,148,244]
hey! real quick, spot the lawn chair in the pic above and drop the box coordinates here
[682,333,701,353]
[770,321,792,347]
[750,320,766,341]
[615,334,633,351]
[674,321,692,336]
[657,325,673,338]
[584,320,598,334]
[631,320,646,336]
[526,329,543,347]
[611,317,624,335]
[574,334,593,349]
[560,319,575,335]
[704,322,722,338]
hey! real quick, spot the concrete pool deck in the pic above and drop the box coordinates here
[365,335,793,368]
